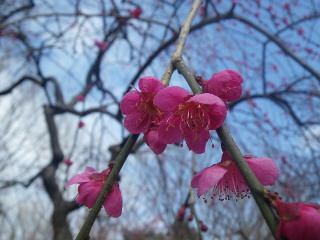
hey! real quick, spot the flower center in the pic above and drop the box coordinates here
[137,93,162,118]
[178,102,211,130]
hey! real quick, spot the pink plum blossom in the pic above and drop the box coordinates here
[202,69,244,102]
[65,167,122,218]
[188,214,194,221]
[297,28,304,35]
[177,205,186,221]
[77,94,85,102]
[94,40,109,51]
[130,7,142,18]
[154,86,227,154]
[120,76,166,134]
[78,120,85,128]
[276,200,320,240]
[63,159,73,166]
[200,222,208,232]
[191,152,279,199]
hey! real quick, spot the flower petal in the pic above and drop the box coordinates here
[157,117,184,144]
[188,93,225,106]
[192,165,228,197]
[188,93,227,130]
[247,157,279,186]
[154,86,189,111]
[124,111,150,134]
[103,182,123,218]
[76,181,102,208]
[184,127,210,154]
[85,167,96,174]
[277,201,320,240]
[144,129,167,154]
[65,173,91,187]
[120,91,140,115]
[138,76,165,93]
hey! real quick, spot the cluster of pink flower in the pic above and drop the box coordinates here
[120,69,243,154]
[65,69,319,240]
[65,70,245,218]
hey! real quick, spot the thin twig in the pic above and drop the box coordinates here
[161,0,202,85]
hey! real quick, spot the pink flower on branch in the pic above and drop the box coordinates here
[276,200,320,240]
[202,69,244,102]
[191,152,278,199]
[65,167,122,218]
[154,86,227,154]
[94,40,109,51]
[130,7,142,18]
[120,77,166,134]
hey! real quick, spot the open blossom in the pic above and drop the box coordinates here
[276,200,320,240]
[65,167,122,218]
[191,152,279,199]
[120,76,165,134]
[153,86,227,154]
[202,69,243,102]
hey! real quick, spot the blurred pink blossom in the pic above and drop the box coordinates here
[77,95,85,101]
[200,222,208,232]
[78,120,85,128]
[63,159,73,166]
[94,40,109,51]
[130,7,142,18]
[276,200,320,240]
[65,167,122,218]
[283,3,290,11]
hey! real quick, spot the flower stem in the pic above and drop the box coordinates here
[75,134,139,240]
[173,57,278,239]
